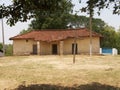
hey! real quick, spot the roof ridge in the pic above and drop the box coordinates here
[32,28,87,31]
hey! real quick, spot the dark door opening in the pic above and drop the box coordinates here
[72,43,78,54]
[33,44,37,55]
[52,44,58,54]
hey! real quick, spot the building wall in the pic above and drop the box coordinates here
[63,37,100,54]
[40,41,60,55]
[77,37,100,54]
[40,41,51,55]
[63,38,74,54]
[13,37,100,55]
[13,39,35,55]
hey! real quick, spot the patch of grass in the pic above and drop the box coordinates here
[0,55,120,89]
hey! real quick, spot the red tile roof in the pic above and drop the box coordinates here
[10,28,102,42]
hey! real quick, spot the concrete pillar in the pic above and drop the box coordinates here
[37,41,40,55]
[112,48,118,56]
[100,48,102,54]
[60,41,64,55]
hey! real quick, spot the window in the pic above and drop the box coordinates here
[26,40,28,42]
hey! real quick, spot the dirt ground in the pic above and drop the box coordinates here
[0,55,120,90]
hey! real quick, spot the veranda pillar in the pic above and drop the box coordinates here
[37,41,40,55]
[60,41,64,55]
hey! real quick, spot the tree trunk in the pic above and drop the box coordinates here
[1,18,5,56]
[89,13,92,56]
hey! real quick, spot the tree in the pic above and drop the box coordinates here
[29,1,73,29]
[5,44,13,56]
[0,0,72,26]
[115,29,120,54]
[0,43,3,51]
[68,15,106,32]
[19,29,32,35]
[100,25,117,48]
[80,0,120,15]
[29,13,71,29]
[20,15,106,34]
[68,15,88,28]
[1,0,120,26]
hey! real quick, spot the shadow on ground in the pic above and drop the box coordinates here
[14,82,120,90]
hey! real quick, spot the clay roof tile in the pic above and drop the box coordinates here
[10,28,102,42]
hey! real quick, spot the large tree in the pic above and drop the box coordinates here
[29,13,71,29]
[0,43,3,51]
[29,1,73,29]
[80,0,120,15]
[0,0,72,26]
[100,25,117,48]
[0,0,120,26]
[68,15,106,33]
[116,30,120,53]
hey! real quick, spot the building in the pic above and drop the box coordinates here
[10,28,102,55]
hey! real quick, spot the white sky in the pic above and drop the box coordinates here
[0,0,120,44]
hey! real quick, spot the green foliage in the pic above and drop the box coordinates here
[69,15,105,32]
[80,0,120,15]
[99,25,120,54]
[0,0,120,26]
[29,13,71,29]
[0,0,72,26]
[29,14,106,30]
[68,15,89,28]
[29,0,73,29]
[5,44,13,56]
[115,31,120,54]
[100,25,116,48]
[92,18,106,33]
[0,43,3,50]
[19,29,32,35]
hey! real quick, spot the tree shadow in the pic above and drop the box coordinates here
[14,82,120,90]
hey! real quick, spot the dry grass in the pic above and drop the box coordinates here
[0,55,120,90]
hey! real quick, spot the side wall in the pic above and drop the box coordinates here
[13,40,35,55]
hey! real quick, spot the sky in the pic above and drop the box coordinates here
[0,0,120,44]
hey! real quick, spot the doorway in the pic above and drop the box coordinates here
[52,44,58,54]
[33,44,37,55]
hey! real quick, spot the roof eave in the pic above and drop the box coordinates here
[9,38,34,40]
